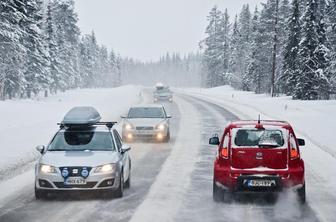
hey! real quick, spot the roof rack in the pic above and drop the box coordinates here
[58,121,117,130]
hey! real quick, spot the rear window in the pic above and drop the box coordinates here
[128,107,165,118]
[231,128,287,148]
[48,131,115,151]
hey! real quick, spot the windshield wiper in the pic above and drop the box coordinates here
[258,143,280,148]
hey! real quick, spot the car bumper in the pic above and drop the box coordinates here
[35,171,121,191]
[214,163,304,192]
[123,129,168,140]
[154,96,173,102]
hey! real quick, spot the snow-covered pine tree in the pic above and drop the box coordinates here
[79,32,98,88]
[326,0,336,94]
[218,9,231,85]
[259,0,280,94]
[281,0,301,95]
[0,0,27,99]
[45,1,61,94]
[229,15,242,89]
[201,6,223,87]
[277,0,291,92]
[296,0,321,100]
[22,0,51,97]
[238,4,252,82]
[52,0,80,90]
[245,6,267,94]
[315,0,331,99]
[108,50,119,87]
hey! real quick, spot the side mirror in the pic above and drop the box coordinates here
[121,144,131,153]
[36,145,45,154]
[166,115,172,119]
[297,138,305,146]
[209,137,220,145]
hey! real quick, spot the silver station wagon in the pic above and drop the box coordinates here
[34,107,131,199]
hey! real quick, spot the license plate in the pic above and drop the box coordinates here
[137,130,152,135]
[65,177,86,185]
[247,180,275,187]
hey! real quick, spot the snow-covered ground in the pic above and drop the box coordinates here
[0,86,141,176]
[181,86,336,222]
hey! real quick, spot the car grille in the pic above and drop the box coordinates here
[59,166,92,177]
[136,126,154,130]
[54,182,97,189]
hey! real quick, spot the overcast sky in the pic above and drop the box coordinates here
[74,0,265,62]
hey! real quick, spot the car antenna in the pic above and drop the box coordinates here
[258,114,261,124]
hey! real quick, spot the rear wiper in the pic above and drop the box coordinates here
[258,144,280,148]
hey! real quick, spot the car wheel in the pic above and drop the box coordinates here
[114,171,124,198]
[35,186,47,200]
[213,180,224,202]
[164,131,171,143]
[297,183,306,204]
[124,163,131,189]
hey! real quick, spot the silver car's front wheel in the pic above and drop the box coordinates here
[35,186,47,200]
[114,172,124,198]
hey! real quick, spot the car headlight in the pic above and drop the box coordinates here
[40,164,57,174]
[156,123,166,130]
[124,123,133,130]
[94,164,116,174]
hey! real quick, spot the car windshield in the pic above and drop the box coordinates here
[128,107,165,118]
[156,88,170,93]
[48,131,115,151]
[233,129,285,148]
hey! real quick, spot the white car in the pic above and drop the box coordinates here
[34,107,131,199]
[122,104,171,142]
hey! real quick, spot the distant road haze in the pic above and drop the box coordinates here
[75,0,265,62]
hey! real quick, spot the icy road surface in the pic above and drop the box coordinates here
[0,91,331,222]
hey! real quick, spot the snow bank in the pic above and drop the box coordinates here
[0,86,141,176]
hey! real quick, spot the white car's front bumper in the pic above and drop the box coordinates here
[35,169,120,191]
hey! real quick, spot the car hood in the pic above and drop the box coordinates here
[40,151,119,167]
[126,118,165,127]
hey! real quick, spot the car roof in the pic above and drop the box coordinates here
[228,120,292,129]
[130,104,164,108]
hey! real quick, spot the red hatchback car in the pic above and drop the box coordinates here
[209,120,306,203]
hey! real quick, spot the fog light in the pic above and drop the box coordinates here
[157,133,163,140]
[107,180,113,185]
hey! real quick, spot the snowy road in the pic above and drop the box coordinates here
[0,91,332,222]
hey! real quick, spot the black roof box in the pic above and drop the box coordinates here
[62,106,101,126]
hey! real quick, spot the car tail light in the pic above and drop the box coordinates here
[290,148,299,159]
[220,147,229,159]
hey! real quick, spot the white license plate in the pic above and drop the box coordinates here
[137,130,153,135]
[65,177,86,185]
[247,180,275,187]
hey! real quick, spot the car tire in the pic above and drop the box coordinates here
[164,131,171,143]
[114,171,124,198]
[297,183,306,204]
[35,186,47,200]
[124,163,131,189]
[213,180,224,202]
